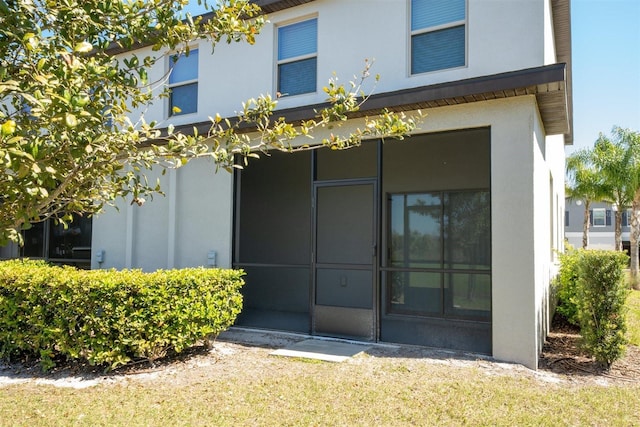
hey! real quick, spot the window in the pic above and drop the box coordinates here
[169,49,198,116]
[388,190,490,320]
[277,18,317,96]
[21,215,92,268]
[411,0,466,74]
[623,209,632,227]
[592,208,606,227]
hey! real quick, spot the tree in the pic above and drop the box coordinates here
[566,147,604,249]
[609,127,640,288]
[0,0,418,245]
[587,126,640,288]
[591,133,633,251]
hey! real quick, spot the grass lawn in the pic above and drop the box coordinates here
[1,358,639,426]
[0,291,639,426]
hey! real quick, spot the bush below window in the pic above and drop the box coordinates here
[0,259,244,371]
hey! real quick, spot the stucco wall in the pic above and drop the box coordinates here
[125,0,550,128]
[91,158,233,271]
[543,0,558,65]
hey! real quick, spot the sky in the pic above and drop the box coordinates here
[180,0,639,153]
[569,0,640,153]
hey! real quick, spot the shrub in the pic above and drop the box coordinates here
[554,246,582,325]
[575,250,629,368]
[0,259,244,371]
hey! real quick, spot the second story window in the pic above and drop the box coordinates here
[411,0,466,74]
[277,18,317,96]
[169,49,199,116]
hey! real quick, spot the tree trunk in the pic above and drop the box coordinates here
[582,200,591,249]
[631,192,640,290]
[615,209,623,251]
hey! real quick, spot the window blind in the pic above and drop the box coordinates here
[411,0,465,31]
[169,50,199,84]
[278,57,317,96]
[278,18,318,61]
[412,25,465,74]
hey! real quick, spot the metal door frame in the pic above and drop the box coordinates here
[311,178,379,340]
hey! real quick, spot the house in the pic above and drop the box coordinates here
[565,199,633,252]
[2,0,572,370]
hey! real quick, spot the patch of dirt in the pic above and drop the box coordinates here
[1,318,639,388]
[538,315,640,384]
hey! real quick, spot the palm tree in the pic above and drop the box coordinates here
[610,127,640,288]
[566,147,604,249]
[568,127,640,288]
[592,133,633,251]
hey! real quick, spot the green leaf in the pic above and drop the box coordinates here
[74,42,93,53]
[22,33,38,51]
[65,113,77,128]
[1,120,16,136]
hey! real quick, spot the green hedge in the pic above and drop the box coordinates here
[0,259,244,371]
[575,250,629,368]
[554,246,582,325]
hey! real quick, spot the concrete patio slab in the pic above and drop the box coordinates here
[270,339,370,362]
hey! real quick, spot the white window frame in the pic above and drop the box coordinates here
[625,208,633,227]
[592,208,606,227]
[409,0,467,75]
[275,16,318,97]
[167,48,199,117]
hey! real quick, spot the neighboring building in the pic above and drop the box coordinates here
[3,0,573,369]
[565,199,633,252]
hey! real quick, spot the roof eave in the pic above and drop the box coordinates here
[251,0,315,13]
[173,63,571,139]
[551,0,573,145]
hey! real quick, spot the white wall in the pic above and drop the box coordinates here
[543,0,558,65]
[122,0,551,128]
[91,158,233,271]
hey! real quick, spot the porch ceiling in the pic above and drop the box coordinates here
[175,63,571,141]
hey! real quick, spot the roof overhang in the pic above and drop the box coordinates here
[174,63,572,140]
[551,0,573,144]
[252,0,315,13]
